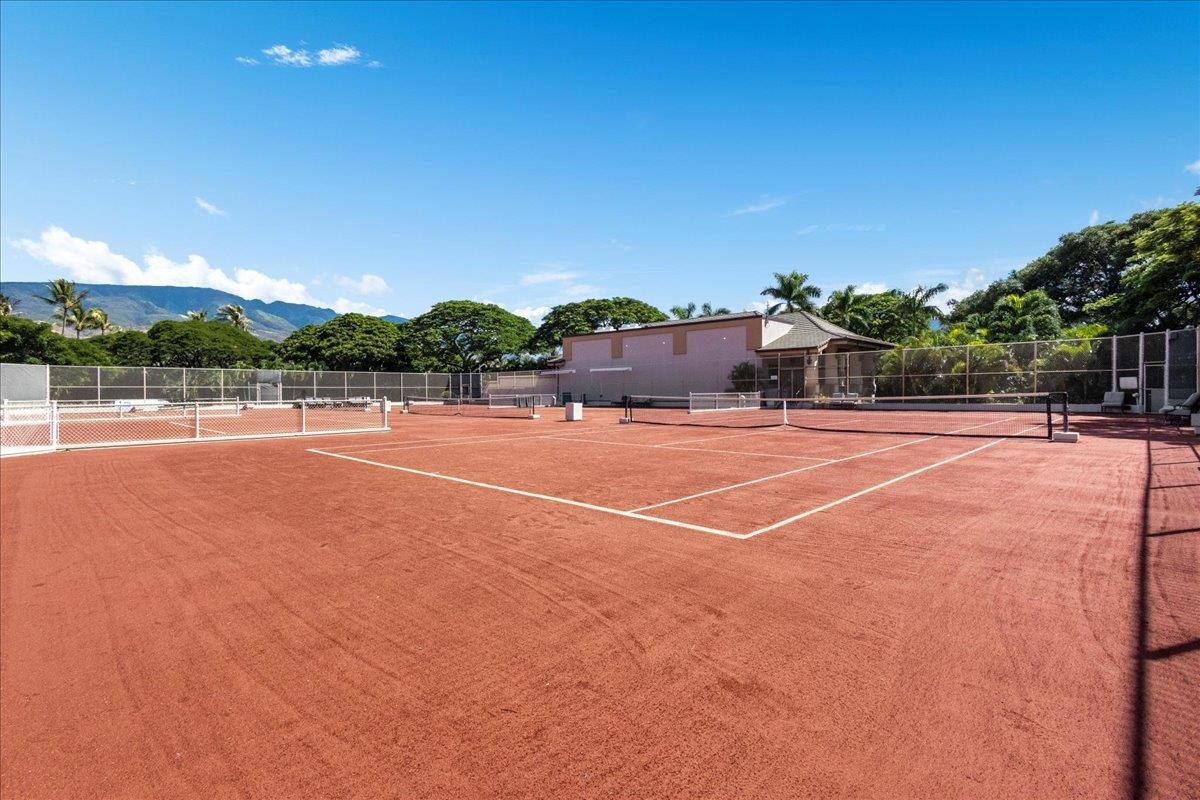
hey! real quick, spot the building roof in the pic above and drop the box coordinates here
[758,310,894,351]
[611,310,764,332]
[560,308,893,350]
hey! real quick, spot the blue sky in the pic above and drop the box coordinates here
[1,1,1197,322]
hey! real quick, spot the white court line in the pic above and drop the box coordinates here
[629,435,937,512]
[543,436,832,462]
[306,448,747,540]
[165,419,233,437]
[744,437,1008,537]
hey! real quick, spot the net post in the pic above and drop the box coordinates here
[380,397,388,429]
[1044,393,1052,440]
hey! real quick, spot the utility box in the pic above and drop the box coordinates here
[564,402,583,421]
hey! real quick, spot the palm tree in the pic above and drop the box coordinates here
[90,308,115,335]
[37,278,89,335]
[217,303,250,331]
[884,284,949,341]
[760,271,822,314]
[670,302,697,320]
[185,309,209,321]
[66,304,103,338]
[821,285,872,333]
[0,291,15,316]
[699,302,731,317]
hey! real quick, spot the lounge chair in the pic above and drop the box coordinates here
[1160,392,1200,426]
[1100,390,1126,413]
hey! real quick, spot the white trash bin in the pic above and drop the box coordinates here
[564,402,583,422]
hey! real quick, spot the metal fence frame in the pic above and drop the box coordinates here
[0,398,391,456]
[1,327,1195,411]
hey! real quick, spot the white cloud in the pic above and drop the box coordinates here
[335,273,390,295]
[332,297,387,315]
[318,45,361,66]
[564,283,597,296]
[263,44,312,67]
[195,197,226,216]
[858,282,888,294]
[520,269,580,285]
[1185,160,1200,175]
[254,43,373,68]
[1088,210,1100,226]
[512,305,550,324]
[798,223,886,235]
[730,195,790,216]
[12,226,316,305]
[939,268,988,310]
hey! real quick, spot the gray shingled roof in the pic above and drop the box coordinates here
[620,311,763,331]
[758,310,893,351]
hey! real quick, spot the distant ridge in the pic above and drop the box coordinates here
[0,282,406,341]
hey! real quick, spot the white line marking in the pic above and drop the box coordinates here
[543,436,832,461]
[743,438,1008,537]
[629,435,937,512]
[307,448,748,540]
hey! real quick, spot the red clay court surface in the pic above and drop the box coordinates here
[1,408,1196,799]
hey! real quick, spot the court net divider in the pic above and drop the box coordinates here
[624,392,1070,440]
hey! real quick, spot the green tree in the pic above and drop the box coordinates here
[671,302,732,319]
[98,329,156,366]
[0,291,15,316]
[984,290,1063,343]
[278,313,403,370]
[1112,202,1199,329]
[90,308,115,335]
[670,302,697,320]
[37,278,89,336]
[185,309,209,321]
[399,301,536,372]
[820,285,872,333]
[760,271,822,314]
[0,315,112,365]
[532,297,667,350]
[148,320,273,368]
[217,303,250,331]
[66,304,106,338]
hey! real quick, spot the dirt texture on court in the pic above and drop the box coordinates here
[1,411,1196,799]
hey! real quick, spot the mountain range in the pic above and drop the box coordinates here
[0,282,406,341]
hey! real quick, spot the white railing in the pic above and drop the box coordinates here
[0,398,390,456]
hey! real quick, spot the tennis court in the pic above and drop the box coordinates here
[1,403,1195,799]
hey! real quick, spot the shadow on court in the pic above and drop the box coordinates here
[1129,421,1200,800]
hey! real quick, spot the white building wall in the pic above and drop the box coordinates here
[561,324,760,402]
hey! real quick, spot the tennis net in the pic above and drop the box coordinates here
[625,393,1068,439]
[404,395,541,419]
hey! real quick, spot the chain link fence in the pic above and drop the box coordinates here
[0,398,390,456]
[1,328,1194,413]
[554,328,1197,410]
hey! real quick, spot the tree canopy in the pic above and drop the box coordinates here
[400,301,536,372]
[532,297,667,350]
[0,315,112,366]
[278,313,403,371]
[147,320,275,368]
[949,202,1197,332]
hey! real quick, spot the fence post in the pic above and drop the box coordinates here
[1111,335,1117,392]
[50,401,59,449]
[96,366,101,402]
[301,400,307,433]
[194,402,201,439]
[965,344,971,395]
[1164,330,1170,404]
[1032,341,1038,393]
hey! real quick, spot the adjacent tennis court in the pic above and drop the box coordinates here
[1,403,1195,799]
